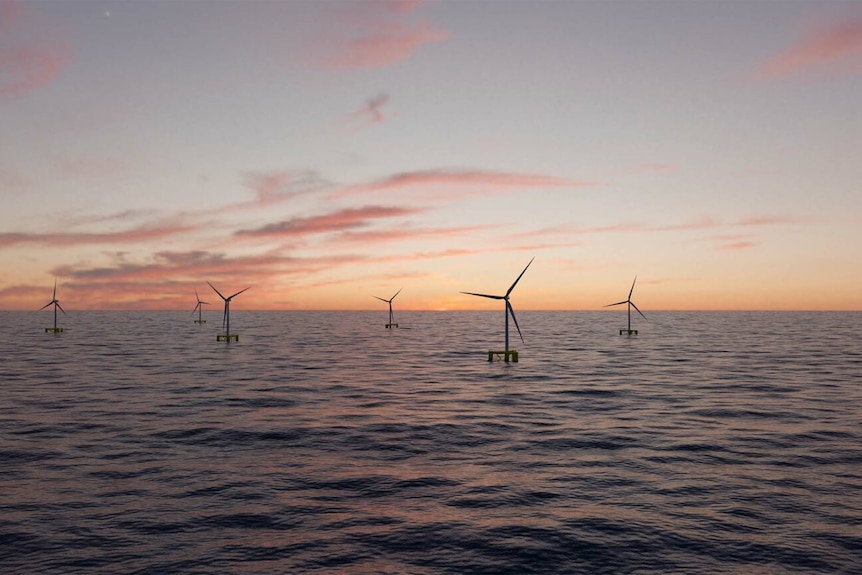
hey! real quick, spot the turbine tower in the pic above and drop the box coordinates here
[461,258,533,362]
[373,288,402,328]
[207,281,249,342]
[192,289,209,324]
[40,278,67,333]
[605,276,647,335]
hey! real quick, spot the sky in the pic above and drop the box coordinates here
[1,0,860,312]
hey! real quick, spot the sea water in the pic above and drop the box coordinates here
[1,311,860,574]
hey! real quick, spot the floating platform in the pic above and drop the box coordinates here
[619,329,638,335]
[45,327,64,333]
[488,350,519,362]
[385,323,398,329]
[194,320,207,324]
[217,334,239,342]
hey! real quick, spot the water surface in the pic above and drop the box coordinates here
[1,311,860,574]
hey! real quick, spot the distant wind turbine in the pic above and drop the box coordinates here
[40,278,67,333]
[605,276,647,335]
[374,288,402,328]
[461,258,533,362]
[207,281,249,342]
[192,289,209,324]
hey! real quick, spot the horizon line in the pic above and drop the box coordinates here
[10,308,860,313]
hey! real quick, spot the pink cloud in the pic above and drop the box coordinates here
[336,168,595,200]
[242,170,331,207]
[181,170,330,220]
[0,1,70,101]
[371,240,580,265]
[735,215,814,226]
[313,0,447,70]
[336,223,496,245]
[347,92,390,127]
[516,213,811,242]
[0,221,197,249]
[648,216,722,232]
[751,19,862,80]
[55,250,366,283]
[13,248,375,310]
[647,215,810,233]
[235,205,423,239]
[718,240,758,251]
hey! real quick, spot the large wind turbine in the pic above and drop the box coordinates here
[461,258,533,362]
[40,278,67,333]
[605,276,647,335]
[207,281,249,342]
[374,288,402,328]
[192,289,209,324]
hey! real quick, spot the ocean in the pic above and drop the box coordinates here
[1,310,860,574]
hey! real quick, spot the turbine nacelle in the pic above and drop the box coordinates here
[192,288,210,313]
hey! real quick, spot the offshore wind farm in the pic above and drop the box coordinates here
[1,1,860,574]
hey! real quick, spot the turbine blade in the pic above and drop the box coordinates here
[631,301,647,321]
[193,302,200,313]
[391,288,402,301]
[506,257,534,297]
[373,296,389,303]
[195,288,200,301]
[56,302,68,316]
[53,279,57,299]
[604,300,628,307]
[628,276,637,299]
[460,291,504,300]
[39,301,53,311]
[228,287,250,299]
[507,300,524,343]
[207,281,227,301]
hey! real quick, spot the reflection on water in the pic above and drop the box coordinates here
[1,311,861,574]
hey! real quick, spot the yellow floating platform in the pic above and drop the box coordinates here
[217,334,239,342]
[488,350,518,362]
[385,323,398,328]
[619,329,638,335]
[45,327,64,333]
[194,320,207,324]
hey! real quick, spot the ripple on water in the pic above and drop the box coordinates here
[0,311,860,574]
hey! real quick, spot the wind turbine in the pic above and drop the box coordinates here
[207,281,249,342]
[40,278,67,333]
[192,289,209,324]
[461,258,533,362]
[374,288,402,328]
[605,276,647,335]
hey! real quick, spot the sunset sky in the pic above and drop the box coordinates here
[1,0,860,311]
